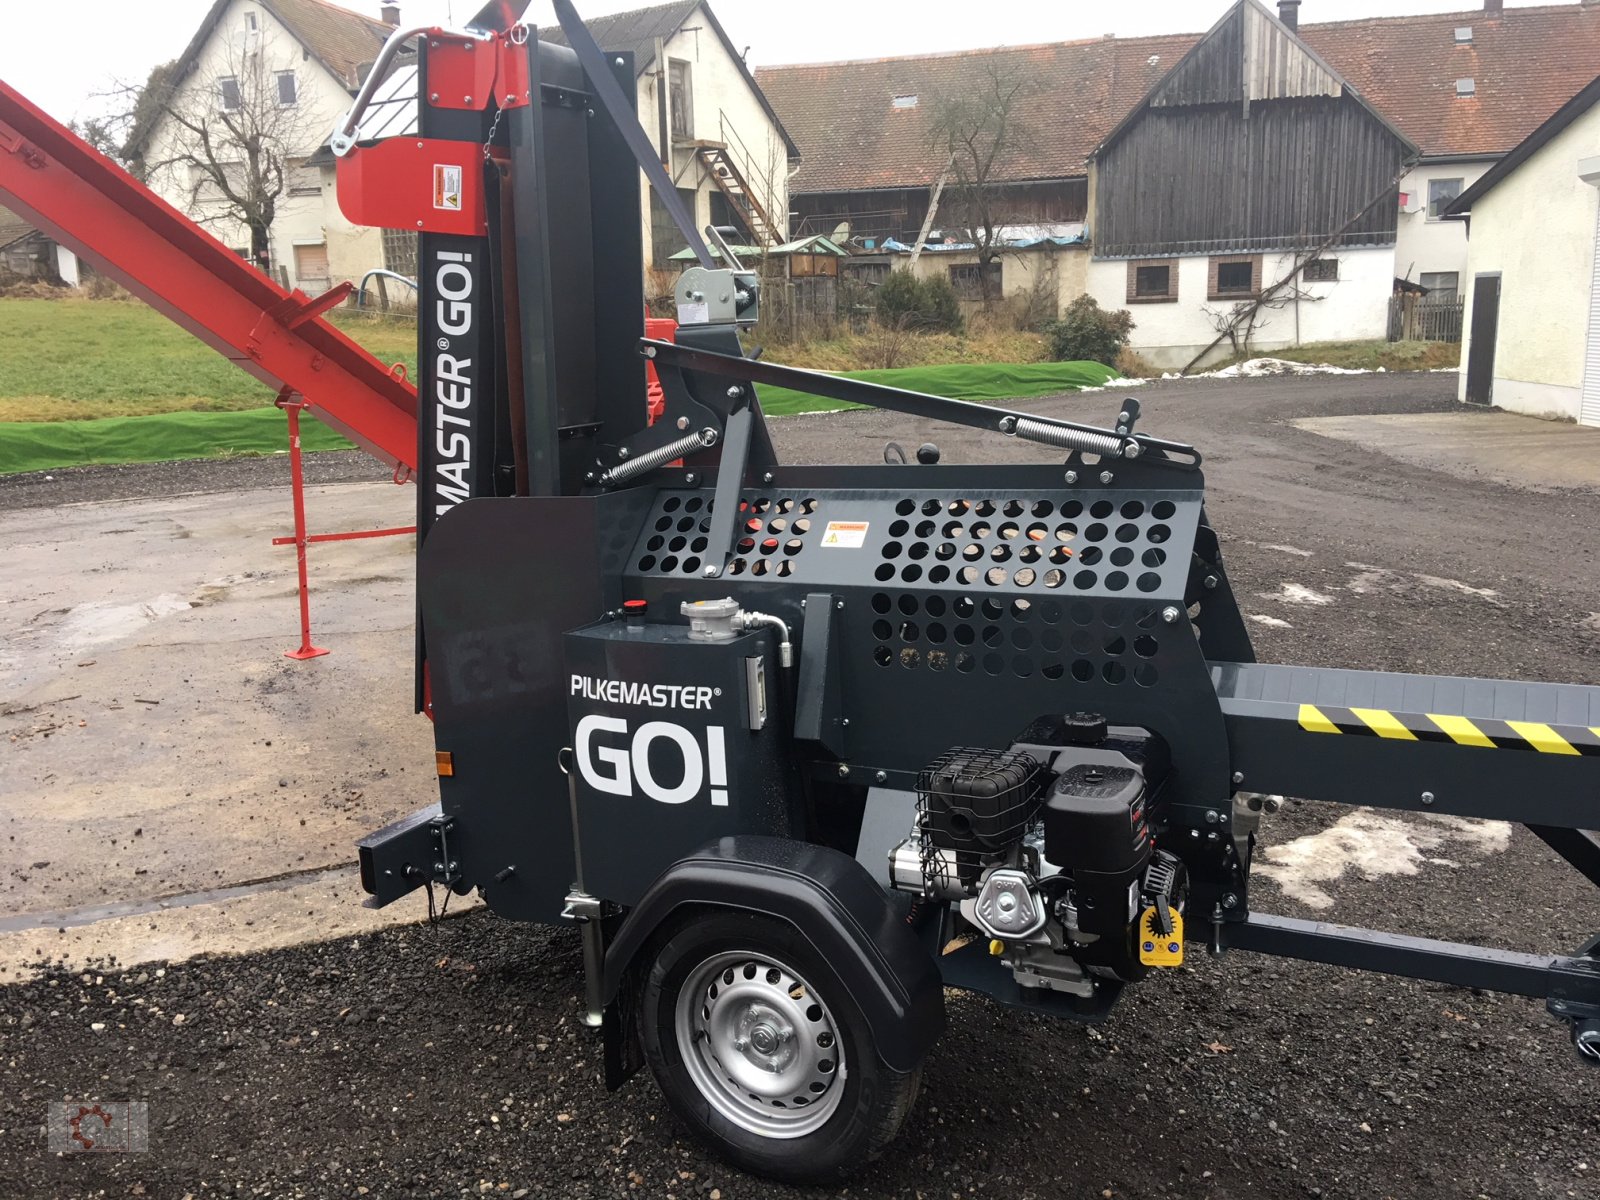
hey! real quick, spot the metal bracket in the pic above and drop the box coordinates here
[430,814,462,888]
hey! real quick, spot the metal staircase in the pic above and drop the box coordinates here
[696,141,778,248]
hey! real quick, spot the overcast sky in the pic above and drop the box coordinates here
[1,0,1557,125]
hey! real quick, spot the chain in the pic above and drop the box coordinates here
[483,104,504,162]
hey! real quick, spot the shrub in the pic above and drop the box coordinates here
[873,269,964,334]
[1045,295,1134,366]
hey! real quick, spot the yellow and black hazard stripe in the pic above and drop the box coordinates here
[1297,703,1600,756]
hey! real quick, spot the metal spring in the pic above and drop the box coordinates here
[599,428,717,486]
[1007,416,1130,459]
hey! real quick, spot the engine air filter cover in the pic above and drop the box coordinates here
[919,748,1042,855]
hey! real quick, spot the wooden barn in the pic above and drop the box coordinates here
[1086,0,1417,368]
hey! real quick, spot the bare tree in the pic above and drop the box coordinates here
[928,62,1044,308]
[121,34,317,265]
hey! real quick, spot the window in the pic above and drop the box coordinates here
[382,228,418,277]
[1208,254,1261,300]
[650,184,699,267]
[1126,259,1177,303]
[1419,271,1459,300]
[219,76,242,111]
[892,95,919,109]
[1456,77,1476,98]
[1454,25,1471,43]
[288,161,321,197]
[668,60,692,140]
[1427,176,1463,220]
[1302,257,1339,283]
[293,242,331,294]
[948,260,1002,300]
[276,70,298,106]
[244,10,258,29]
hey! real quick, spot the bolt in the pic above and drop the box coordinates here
[733,1037,747,1050]
[1421,791,1435,806]
[643,345,657,358]
[997,892,1018,914]
[841,717,850,727]
[676,416,689,430]
[1204,575,1219,589]
[727,385,744,400]
[1065,470,1079,484]
[835,601,844,610]
[763,472,774,483]
[433,862,446,874]
[704,565,719,577]
[685,473,697,484]
[1205,809,1220,824]
[1119,411,1131,424]
[1222,893,1239,909]
[1189,828,1200,839]
[1123,442,1142,459]
[615,56,625,66]
[416,220,424,228]
[464,95,472,103]
[1100,470,1114,484]
[617,447,630,459]
[1232,771,1244,784]
[1207,831,1220,842]
[1161,605,1182,624]
[837,764,850,778]
[584,472,595,483]
[874,770,887,784]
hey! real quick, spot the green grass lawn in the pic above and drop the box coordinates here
[0,298,417,422]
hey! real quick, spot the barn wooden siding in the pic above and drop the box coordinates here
[791,179,1088,242]
[1094,96,1408,258]
[1093,0,1411,259]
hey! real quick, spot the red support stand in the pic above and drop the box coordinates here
[277,392,330,661]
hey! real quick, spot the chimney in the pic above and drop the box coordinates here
[1278,0,1301,31]
[380,3,400,25]
[1484,0,1502,12]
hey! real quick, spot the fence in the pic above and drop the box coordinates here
[1388,293,1464,343]
[761,276,840,341]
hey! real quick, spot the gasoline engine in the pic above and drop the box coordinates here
[888,715,1186,996]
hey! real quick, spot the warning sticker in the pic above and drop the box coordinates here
[820,520,869,549]
[433,164,463,211]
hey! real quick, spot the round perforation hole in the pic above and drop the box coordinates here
[1152,500,1176,520]
[663,497,682,512]
[982,626,1004,648]
[1137,572,1161,593]
[900,648,921,669]
[956,652,976,673]
[895,498,916,516]
[975,500,996,517]
[873,645,892,667]
[901,564,924,582]
[1120,500,1145,519]
[1090,499,1115,519]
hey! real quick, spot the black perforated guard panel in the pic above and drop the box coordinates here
[622,463,1238,820]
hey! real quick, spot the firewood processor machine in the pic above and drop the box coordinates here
[323,0,1600,1181]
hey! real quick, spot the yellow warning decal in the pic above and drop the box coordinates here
[1138,907,1184,968]
[1296,704,1599,756]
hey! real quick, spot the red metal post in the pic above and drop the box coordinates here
[278,394,330,661]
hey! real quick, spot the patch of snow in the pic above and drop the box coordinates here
[1264,582,1335,606]
[1248,614,1293,629]
[1260,543,1313,558]
[1415,574,1502,604]
[1078,376,1150,393]
[1169,357,1376,380]
[1255,811,1510,909]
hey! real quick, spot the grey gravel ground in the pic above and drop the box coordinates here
[3,371,1599,1200]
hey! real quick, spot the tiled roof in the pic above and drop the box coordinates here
[758,2,1600,195]
[757,35,1199,196]
[266,0,394,88]
[0,205,40,250]
[541,0,702,75]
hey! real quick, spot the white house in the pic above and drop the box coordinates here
[126,0,796,298]
[1446,75,1600,426]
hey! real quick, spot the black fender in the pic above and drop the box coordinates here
[601,835,945,1086]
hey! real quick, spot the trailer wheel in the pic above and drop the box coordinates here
[639,910,922,1183]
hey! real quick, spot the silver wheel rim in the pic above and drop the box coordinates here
[673,949,846,1138]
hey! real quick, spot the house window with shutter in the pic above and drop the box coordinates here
[668,60,693,140]
[1209,254,1262,300]
[1126,259,1177,303]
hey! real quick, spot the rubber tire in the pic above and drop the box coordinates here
[638,910,922,1184]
